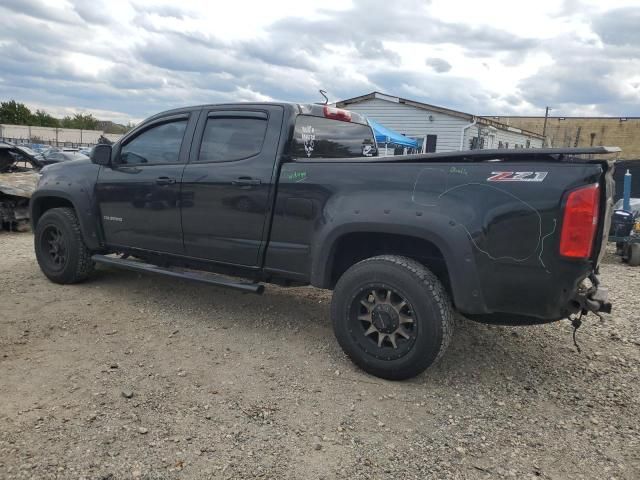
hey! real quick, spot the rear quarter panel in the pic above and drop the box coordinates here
[267,160,604,319]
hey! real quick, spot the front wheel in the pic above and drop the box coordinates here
[34,207,94,284]
[331,255,454,380]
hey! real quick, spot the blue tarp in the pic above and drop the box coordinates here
[368,118,419,149]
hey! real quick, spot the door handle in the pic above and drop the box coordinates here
[156,177,176,185]
[232,177,262,186]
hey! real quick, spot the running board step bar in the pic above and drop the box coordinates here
[91,254,264,294]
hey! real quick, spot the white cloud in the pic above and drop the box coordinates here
[0,0,638,123]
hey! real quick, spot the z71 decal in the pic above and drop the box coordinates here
[487,171,548,182]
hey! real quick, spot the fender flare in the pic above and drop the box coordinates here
[309,219,490,315]
[30,189,103,250]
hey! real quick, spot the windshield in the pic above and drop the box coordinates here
[17,146,37,155]
[44,151,89,162]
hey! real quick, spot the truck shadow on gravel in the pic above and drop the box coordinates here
[91,266,579,388]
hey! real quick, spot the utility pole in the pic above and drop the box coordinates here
[542,106,551,146]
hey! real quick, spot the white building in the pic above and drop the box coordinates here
[336,92,544,154]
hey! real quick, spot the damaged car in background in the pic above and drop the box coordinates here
[42,150,90,164]
[0,141,42,231]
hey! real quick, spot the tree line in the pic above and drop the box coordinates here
[0,100,133,133]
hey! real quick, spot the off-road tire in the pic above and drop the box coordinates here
[34,207,94,284]
[331,255,454,380]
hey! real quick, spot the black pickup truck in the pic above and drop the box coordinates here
[30,103,616,379]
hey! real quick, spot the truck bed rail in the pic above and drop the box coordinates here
[290,146,621,164]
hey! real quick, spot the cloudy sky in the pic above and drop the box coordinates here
[1,0,639,123]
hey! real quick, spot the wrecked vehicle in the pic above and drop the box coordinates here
[30,103,617,380]
[42,150,89,164]
[0,142,41,231]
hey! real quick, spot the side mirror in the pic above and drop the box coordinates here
[91,144,112,166]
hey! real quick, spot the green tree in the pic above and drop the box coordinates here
[102,121,128,134]
[0,100,33,125]
[1,100,118,132]
[32,109,60,127]
[72,113,98,130]
[60,116,74,128]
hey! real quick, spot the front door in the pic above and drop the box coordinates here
[96,113,195,254]
[180,106,284,266]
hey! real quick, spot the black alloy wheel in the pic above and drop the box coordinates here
[39,224,68,271]
[331,255,454,380]
[34,207,94,284]
[350,286,417,360]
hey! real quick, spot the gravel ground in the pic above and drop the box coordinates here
[1,231,639,480]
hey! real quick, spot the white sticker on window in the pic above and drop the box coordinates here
[301,125,315,157]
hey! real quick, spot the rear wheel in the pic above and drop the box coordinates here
[331,255,454,380]
[34,207,94,284]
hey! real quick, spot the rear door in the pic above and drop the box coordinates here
[180,105,284,266]
[96,113,196,254]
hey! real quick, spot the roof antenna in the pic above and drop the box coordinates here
[319,90,328,105]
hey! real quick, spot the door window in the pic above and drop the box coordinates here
[197,117,268,163]
[120,120,187,165]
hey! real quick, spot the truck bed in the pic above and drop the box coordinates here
[269,149,616,321]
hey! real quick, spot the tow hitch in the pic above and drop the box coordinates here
[568,273,611,352]
[572,273,612,316]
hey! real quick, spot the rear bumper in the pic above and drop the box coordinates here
[462,261,612,324]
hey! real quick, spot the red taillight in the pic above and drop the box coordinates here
[323,105,352,122]
[559,184,600,259]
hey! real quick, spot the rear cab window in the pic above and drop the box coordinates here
[289,112,377,159]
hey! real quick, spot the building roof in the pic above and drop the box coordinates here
[336,92,545,139]
[486,115,640,120]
